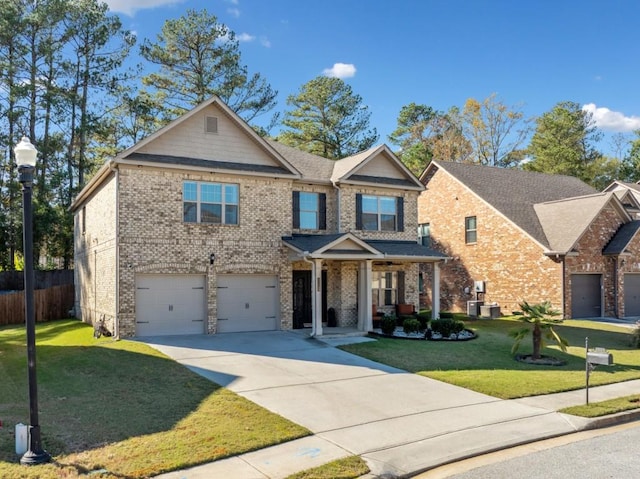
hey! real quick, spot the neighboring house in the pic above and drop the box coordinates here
[603,181,640,219]
[418,160,640,319]
[71,96,447,337]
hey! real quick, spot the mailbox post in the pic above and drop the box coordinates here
[585,337,614,404]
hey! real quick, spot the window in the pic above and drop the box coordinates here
[465,216,477,244]
[357,194,404,231]
[418,223,430,247]
[372,271,397,306]
[292,191,326,230]
[183,181,238,224]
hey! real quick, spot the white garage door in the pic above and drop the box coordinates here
[216,275,278,333]
[135,274,206,336]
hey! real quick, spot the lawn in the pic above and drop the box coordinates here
[0,319,309,479]
[340,317,640,399]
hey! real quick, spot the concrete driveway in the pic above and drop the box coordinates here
[142,331,584,478]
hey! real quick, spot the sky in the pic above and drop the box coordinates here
[104,0,640,156]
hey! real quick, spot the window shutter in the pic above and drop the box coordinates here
[397,271,405,303]
[319,193,326,230]
[356,193,363,230]
[292,191,300,229]
[397,196,404,232]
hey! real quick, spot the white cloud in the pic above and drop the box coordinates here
[227,7,240,18]
[260,36,271,48]
[237,33,255,42]
[322,63,357,79]
[582,103,640,132]
[105,0,185,16]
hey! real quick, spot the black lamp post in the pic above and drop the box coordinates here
[15,137,51,466]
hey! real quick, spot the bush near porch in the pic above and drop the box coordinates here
[341,316,640,399]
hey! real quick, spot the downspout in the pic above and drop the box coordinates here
[300,252,317,337]
[613,256,618,318]
[113,165,120,339]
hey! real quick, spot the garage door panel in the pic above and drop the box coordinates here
[624,274,640,317]
[217,275,278,333]
[136,274,206,336]
[571,274,601,319]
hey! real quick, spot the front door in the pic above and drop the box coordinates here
[292,270,328,329]
[293,271,311,329]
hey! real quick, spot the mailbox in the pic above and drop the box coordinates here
[587,351,613,366]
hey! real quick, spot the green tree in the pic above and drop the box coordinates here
[278,76,378,160]
[510,301,568,361]
[619,130,640,182]
[389,103,472,174]
[524,101,604,185]
[140,9,277,124]
[461,93,532,167]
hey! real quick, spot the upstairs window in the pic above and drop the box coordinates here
[465,216,477,244]
[356,194,404,232]
[183,181,239,224]
[293,191,326,230]
[418,223,430,247]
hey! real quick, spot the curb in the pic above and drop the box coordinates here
[582,408,640,430]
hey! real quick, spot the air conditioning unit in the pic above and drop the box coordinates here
[474,280,485,293]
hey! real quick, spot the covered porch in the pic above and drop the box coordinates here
[282,233,448,337]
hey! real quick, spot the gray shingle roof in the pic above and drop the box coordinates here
[433,161,598,248]
[604,220,640,255]
[266,140,335,182]
[282,234,447,260]
[125,153,294,175]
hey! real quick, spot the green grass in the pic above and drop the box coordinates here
[560,395,640,417]
[340,317,640,399]
[284,456,370,479]
[0,319,309,478]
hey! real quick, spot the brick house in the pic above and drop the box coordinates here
[71,96,447,337]
[418,160,640,319]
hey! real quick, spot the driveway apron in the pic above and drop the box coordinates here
[142,331,580,478]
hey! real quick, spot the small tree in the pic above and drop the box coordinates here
[510,301,568,360]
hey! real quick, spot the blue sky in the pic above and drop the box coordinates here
[105,0,640,156]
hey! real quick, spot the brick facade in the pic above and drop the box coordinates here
[419,164,640,319]
[73,98,429,337]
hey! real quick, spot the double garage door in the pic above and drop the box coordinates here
[571,273,640,318]
[135,273,278,336]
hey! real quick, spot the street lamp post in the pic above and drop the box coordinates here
[15,137,51,466]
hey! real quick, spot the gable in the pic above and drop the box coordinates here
[354,152,409,181]
[134,104,282,168]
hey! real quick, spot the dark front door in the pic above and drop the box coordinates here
[293,271,311,329]
[292,270,328,329]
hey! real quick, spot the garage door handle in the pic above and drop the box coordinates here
[192,319,204,322]
[192,287,204,290]
[217,286,229,289]
[218,318,228,321]
[137,287,150,290]
[265,316,276,319]
[136,321,150,324]
[265,285,276,288]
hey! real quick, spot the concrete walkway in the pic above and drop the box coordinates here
[144,331,640,479]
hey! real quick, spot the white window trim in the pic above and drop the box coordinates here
[183,181,239,225]
[363,195,397,231]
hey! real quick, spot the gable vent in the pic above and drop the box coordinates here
[205,116,218,134]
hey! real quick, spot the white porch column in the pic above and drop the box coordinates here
[312,258,323,336]
[358,260,373,331]
[432,262,441,320]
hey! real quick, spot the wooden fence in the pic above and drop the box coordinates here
[0,284,75,326]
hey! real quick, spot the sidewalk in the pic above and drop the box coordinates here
[152,334,640,479]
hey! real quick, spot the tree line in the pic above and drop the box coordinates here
[1,3,638,271]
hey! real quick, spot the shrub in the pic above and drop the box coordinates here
[381,314,397,335]
[416,311,430,330]
[431,318,465,337]
[403,318,421,335]
[439,311,454,319]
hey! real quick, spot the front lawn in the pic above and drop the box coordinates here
[340,317,640,399]
[0,319,309,479]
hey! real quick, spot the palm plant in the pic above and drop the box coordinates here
[510,301,568,360]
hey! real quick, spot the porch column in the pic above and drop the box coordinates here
[432,262,441,320]
[312,258,323,336]
[358,260,373,331]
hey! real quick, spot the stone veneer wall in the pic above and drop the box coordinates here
[74,172,118,331]
[418,168,563,315]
